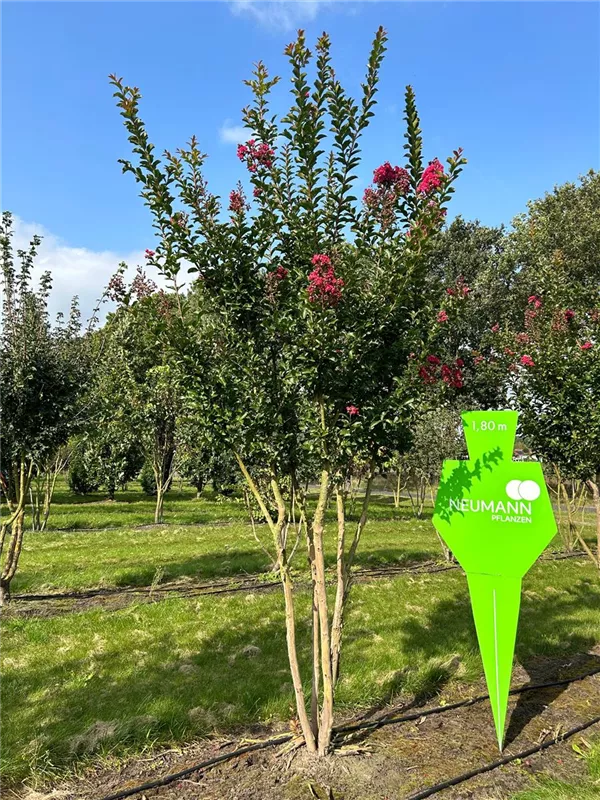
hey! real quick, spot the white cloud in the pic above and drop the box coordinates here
[219,120,288,150]
[9,215,169,327]
[219,121,252,144]
[229,0,323,32]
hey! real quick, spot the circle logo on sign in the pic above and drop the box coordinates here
[506,480,540,501]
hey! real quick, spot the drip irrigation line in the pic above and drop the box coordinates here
[334,666,600,736]
[405,713,600,800]
[97,735,293,800]
[13,550,587,605]
[95,666,600,800]
[14,578,281,603]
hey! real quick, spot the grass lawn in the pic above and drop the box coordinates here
[2,482,599,794]
[513,739,600,800]
[12,481,595,595]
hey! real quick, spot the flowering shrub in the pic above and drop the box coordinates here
[0,212,89,601]
[110,27,466,756]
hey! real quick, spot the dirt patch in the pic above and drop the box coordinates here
[11,652,600,800]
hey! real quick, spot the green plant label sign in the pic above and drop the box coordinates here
[432,410,557,750]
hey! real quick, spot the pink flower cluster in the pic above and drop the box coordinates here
[107,273,127,303]
[307,254,344,306]
[363,162,410,228]
[580,341,593,351]
[156,289,173,320]
[144,249,155,259]
[372,162,410,191]
[564,308,575,322]
[437,310,449,323]
[417,159,445,194]
[446,276,471,298]
[419,355,464,388]
[229,190,247,213]
[346,405,360,417]
[524,296,542,331]
[130,266,157,301]
[237,139,275,173]
[520,354,535,367]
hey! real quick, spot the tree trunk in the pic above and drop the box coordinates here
[585,478,600,569]
[0,578,10,605]
[311,470,334,756]
[235,455,317,752]
[0,506,25,605]
[0,459,31,604]
[394,470,402,508]
[154,488,165,524]
[330,488,347,688]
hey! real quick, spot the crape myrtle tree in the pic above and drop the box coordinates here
[110,27,466,754]
[424,217,516,410]
[94,267,182,522]
[0,212,88,603]
[78,325,144,501]
[399,408,463,516]
[505,172,600,567]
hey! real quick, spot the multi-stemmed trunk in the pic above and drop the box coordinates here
[0,458,33,605]
[236,453,375,756]
[29,451,69,533]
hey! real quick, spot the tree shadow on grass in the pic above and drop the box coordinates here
[1,595,308,784]
[111,549,276,588]
[397,574,600,748]
[333,547,439,572]
[4,570,599,784]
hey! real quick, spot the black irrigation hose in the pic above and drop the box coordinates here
[14,578,281,603]
[98,735,294,800]
[406,713,600,800]
[334,666,600,736]
[95,666,600,800]
[13,550,588,605]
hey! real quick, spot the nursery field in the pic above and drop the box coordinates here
[2,482,600,800]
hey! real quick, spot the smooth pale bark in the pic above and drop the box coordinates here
[393,470,403,508]
[234,451,378,757]
[585,478,600,569]
[330,488,347,688]
[234,454,317,752]
[311,470,334,756]
[0,458,33,604]
[154,488,165,524]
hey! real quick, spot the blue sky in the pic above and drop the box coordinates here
[2,1,599,317]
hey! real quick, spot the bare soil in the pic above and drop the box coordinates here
[6,553,584,620]
[12,651,600,800]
